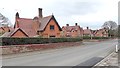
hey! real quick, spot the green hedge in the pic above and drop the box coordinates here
[1,37,82,46]
[0,37,2,46]
[83,36,109,39]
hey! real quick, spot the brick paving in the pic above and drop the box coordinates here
[94,52,118,67]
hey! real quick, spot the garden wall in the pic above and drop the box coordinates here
[1,42,82,55]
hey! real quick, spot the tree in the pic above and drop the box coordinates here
[102,21,117,30]
[0,13,12,27]
[102,21,117,38]
[118,25,120,38]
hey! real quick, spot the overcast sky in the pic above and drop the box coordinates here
[0,0,119,29]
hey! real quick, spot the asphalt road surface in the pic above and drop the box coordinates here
[2,39,117,66]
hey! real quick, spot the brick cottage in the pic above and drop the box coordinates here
[62,23,83,37]
[2,8,62,38]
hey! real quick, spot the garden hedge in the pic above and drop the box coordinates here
[1,37,82,46]
[83,36,109,39]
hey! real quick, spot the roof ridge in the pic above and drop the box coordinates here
[43,15,52,18]
[19,18,33,20]
[10,28,29,37]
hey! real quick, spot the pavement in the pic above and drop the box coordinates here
[2,39,118,66]
[94,52,118,66]
[93,39,119,67]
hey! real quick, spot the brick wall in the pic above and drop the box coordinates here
[1,42,82,55]
[41,19,61,38]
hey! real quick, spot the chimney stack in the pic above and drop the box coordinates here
[15,12,19,19]
[66,24,69,26]
[15,12,19,28]
[87,27,89,29]
[75,23,78,26]
[38,8,43,18]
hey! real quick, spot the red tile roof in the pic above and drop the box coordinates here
[0,27,4,31]
[0,27,11,32]
[83,29,92,35]
[62,26,82,32]
[39,15,52,31]
[16,18,36,37]
[10,28,29,37]
[14,15,62,37]
[9,27,14,31]
[1,32,11,37]
[1,28,29,37]
[93,28,108,35]
[39,15,62,31]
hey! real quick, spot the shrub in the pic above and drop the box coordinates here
[83,36,91,39]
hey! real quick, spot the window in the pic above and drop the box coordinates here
[49,35,55,38]
[50,25,54,30]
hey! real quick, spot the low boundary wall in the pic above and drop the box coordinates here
[1,42,82,55]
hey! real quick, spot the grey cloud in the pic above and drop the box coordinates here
[47,0,102,16]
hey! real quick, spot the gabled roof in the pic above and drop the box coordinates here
[0,27,8,31]
[0,27,4,31]
[10,28,29,37]
[39,15,62,31]
[62,26,82,32]
[14,15,62,37]
[1,32,11,37]
[39,15,52,31]
[0,27,12,32]
[92,30,98,35]
[93,28,108,35]
[83,29,92,35]
[15,18,36,37]
[1,28,29,37]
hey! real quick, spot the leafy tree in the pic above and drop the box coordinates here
[102,21,117,38]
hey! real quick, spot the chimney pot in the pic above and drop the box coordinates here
[75,23,77,26]
[66,24,69,26]
[87,27,89,29]
[15,12,19,19]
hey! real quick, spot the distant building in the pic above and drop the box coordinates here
[0,26,11,36]
[0,26,10,32]
[62,23,83,37]
[93,28,108,37]
[83,27,93,37]
[83,27,108,37]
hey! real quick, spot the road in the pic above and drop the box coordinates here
[2,39,117,66]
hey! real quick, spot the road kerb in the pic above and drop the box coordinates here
[93,52,118,67]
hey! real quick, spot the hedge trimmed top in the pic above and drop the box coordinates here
[2,37,82,46]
